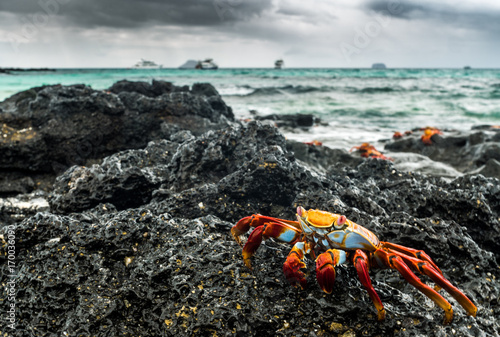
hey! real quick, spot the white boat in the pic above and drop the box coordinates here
[132,59,163,69]
[195,58,218,70]
[275,59,284,69]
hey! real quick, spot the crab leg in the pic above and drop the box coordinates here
[283,242,312,290]
[316,249,347,294]
[231,214,300,246]
[381,242,442,274]
[385,247,477,318]
[352,250,386,320]
[237,219,302,269]
[375,249,454,324]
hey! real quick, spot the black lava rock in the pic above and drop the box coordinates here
[1,85,499,337]
[385,127,500,179]
[255,113,322,128]
[287,140,364,172]
[0,81,234,197]
[108,79,175,97]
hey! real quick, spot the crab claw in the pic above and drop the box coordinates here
[283,242,309,289]
[316,250,345,294]
[283,253,307,289]
[231,216,254,246]
[241,225,264,269]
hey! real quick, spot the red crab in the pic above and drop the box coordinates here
[393,131,403,139]
[420,127,443,145]
[304,140,323,146]
[350,142,393,161]
[231,207,477,324]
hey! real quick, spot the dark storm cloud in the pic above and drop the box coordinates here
[275,2,336,21]
[363,1,500,32]
[364,1,425,19]
[0,0,274,28]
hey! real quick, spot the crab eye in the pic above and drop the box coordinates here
[297,206,306,218]
[296,207,313,234]
[334,215,347,229]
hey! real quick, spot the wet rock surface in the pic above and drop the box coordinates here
[1,83,499,337]
[255,113,323,128]
[384,127,500,179]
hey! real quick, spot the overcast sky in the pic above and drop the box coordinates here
[0,0,499,68]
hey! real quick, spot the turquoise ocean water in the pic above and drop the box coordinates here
[1,68,500,150]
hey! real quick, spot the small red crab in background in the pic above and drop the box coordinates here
[393,130,413,139]
[420,127,443,145]
[393,131,403,139]
[350,143,393,161]
[304,140,323,146]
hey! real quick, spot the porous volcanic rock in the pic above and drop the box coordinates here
[2,120,499,337]
[48,139,178,213]
[0,81,234,197]
[287,140,363,172]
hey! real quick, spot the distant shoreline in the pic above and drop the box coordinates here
[0,68,56,74]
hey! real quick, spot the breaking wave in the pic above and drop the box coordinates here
[229,85,409,97]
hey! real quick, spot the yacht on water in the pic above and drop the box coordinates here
[195,58,218,70]
[274,59,284,69]
[132,59,163,69]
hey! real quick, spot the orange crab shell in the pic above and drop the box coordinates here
[304,209,339,228]
[421,127,443,145]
